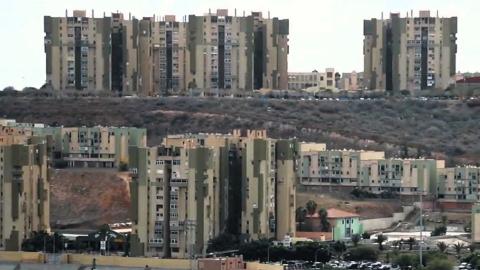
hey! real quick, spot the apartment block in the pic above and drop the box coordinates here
[299,145,444,196]
[364,10,457,91]
[0,135,50,251]
[1,120,146,168]
[300,149,385,187]
[129,130,297,258]
[44,9,289,95]
[339,71,360,91]
[288,69,336,91]
[359,158,443,195]
[437,167,480,202]
[472,203,480,243]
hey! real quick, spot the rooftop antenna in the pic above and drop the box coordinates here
[129,12,131,20]
[235,8,237,17]
[411,10,413,17]
[243,10,245,17]
[437,10,439,17]
[65,9,67,17]
[92,9,94,18]
[381,12,383,20]
[209,8,211,15]
[268,11,270,19]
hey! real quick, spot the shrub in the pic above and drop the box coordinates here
[344,246,378,261]
[431,225,447,236]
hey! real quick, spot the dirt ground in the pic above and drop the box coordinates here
[50,169,131,229]
[296,191,404,219]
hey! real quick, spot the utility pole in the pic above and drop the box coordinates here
[267,245,270,263]
[419,189,423,267]
[43,235,47,263]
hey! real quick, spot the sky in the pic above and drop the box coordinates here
[0,0,479,89]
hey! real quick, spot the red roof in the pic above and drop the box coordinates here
[306,208,359,219]
[457,76,480,84]
[296,231,333,241]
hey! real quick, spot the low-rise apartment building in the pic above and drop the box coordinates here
[129,130,297,258]
[359,158,443,195]
[0,135,50,251]
[299,145,444,196]
[437,166,480,202]
[1,120,146,168]
[288,69,336,91]
[300,149,385,187]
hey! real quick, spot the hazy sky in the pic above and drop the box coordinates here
[1,0,479,89]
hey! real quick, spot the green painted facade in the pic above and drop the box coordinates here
[332,217,363,241]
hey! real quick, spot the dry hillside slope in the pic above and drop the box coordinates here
[50,169,131,229]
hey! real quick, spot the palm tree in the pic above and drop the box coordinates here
[295,207,307,231]
[318,208,330,231]
[469,244,477,253]
[406,237,416,250]
[391,240,400,250]
[437,241,448,253]
[453,242,465,257]
[306,200,318,216]
[375,234,388,250]
[351,234,361,247]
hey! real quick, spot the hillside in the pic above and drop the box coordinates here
[1,96,479,166]
[50,169,131,229]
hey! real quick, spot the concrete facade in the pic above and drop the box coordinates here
[0,135,50,251]
[437,167,480,202]
[299,146,445,196]
[44,9,289,95]
[129,130,297,258]
[1,120,146,168]
[364,10,457,91]
[288,69,336,91]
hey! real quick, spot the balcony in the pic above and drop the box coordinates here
[148,239,163,247]
[170,178,188,187]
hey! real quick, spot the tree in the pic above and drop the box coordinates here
[207,233,239,253]
[441,215,448,226]
[425,259,453,270]
[295,207,307,231]
[437,242,448,253]
[431,225,447,236]
[351,234,361,247]
[375,234,388,250]
[318,208,330,231]
[295,242,331,263]
[306,200,317,216]
[362,232,371,240]
[344,246,378,262]
[22,231,65,253]
[406,237,416,250]
[394,254,419,270]
[454,242,465,257]
[330,241,347,258]
[391,240,401,250]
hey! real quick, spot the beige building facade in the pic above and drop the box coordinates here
[129,130,297,258]
[0,135,50,251]
[299,146,444,196]
[44,9,289,95]
[364,10,457,91]
[288,69,336,91]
